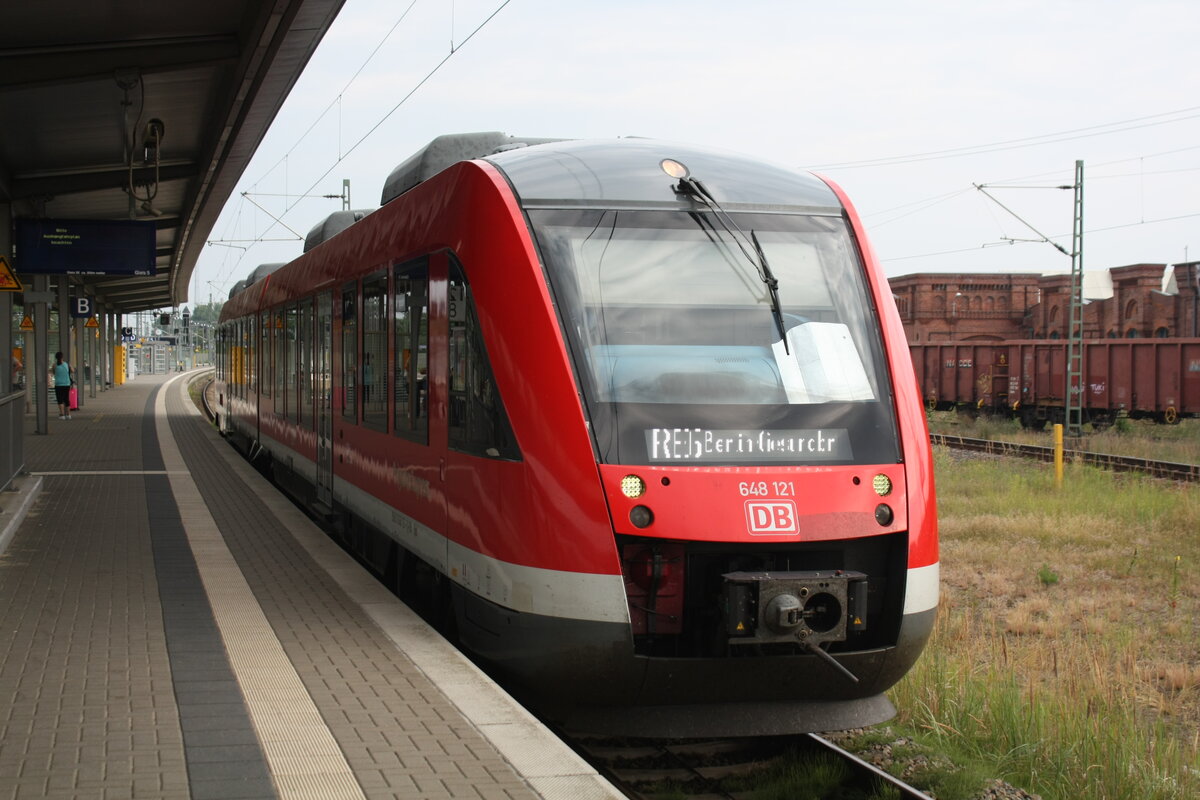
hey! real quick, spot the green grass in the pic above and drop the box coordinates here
[719,747,899,799]
[879,448,1200,800]
[926,412,1200,465]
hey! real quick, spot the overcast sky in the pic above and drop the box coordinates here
[190,0,1200,305]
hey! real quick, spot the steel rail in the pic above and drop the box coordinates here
[806,733,936,800]
[930,433,1200,482]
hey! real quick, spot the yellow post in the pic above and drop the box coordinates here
[113,345,126,386]
[1053,423,1064,488]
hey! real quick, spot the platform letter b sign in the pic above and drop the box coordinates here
[71,296,94,318]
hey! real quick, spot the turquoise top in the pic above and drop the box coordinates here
[53,361,71,387]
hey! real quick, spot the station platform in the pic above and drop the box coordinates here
[0,372,620,800]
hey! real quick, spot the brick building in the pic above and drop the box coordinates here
[890,262,1200,343]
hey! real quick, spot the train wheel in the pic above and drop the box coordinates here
[1162,406,1180,425]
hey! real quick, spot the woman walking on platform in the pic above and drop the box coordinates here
[50,351,73,419]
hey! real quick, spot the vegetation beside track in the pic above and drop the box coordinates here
[925,412,1200,466]
[869,446,1200,800]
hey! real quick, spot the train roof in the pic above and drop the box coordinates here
[382,133,842,212]
[303,209,375,253]
[381,132,564,205]
[485,138,842,211]
[227,263,286,301]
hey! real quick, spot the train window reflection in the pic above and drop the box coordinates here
[299,297,314,429]
[393,257,429,443]
[362,271,388,431]
[341,283,357,421]
[273,308,286,404]
[533,209,884,407]
[285,303,299,422]
[448,256,521,460]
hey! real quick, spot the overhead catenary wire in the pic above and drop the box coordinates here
[856,134,1200,265]
[220,0,513,253]
[806,105,1200,170]
[250,0,420,187]
[885,210,1200,263]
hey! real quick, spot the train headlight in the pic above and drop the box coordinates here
[620,474,647,498]
[872,474,892,496]
[660,158,690,179]
[874,504,894,526]
[630,505,654,528]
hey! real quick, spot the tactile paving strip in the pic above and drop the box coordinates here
[154,382,366,800]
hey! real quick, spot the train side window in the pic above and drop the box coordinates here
[341,282,358,421]
[259,313,271,399]
[447,256,521,460]
[249,314,260,395]
[274,308,286,403]
[241,319,251,398]
[286,303,299,421]
[299,297,313,428]
[362,271,389,431]
[235,321,243,398]
[393,257,429,444]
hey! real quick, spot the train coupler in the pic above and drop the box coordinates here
[722,569,868,647]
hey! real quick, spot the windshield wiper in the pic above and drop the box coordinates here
[676,177,790,352]
[750,229,788,354]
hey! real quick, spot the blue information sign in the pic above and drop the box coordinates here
[71,297,94,318]
[14,219,157,276]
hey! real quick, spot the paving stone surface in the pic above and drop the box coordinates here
[0,374,578,799]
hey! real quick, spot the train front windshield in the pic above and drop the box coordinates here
[531,209,901,466]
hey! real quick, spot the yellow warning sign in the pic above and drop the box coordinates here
[0,256,21,292]
[85,316,100,329]
[19,314,34,331]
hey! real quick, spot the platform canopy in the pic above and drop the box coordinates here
[0,0,346,313]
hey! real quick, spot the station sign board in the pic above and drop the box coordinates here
[14,219,156,275]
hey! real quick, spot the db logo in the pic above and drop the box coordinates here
[745,500,799,535]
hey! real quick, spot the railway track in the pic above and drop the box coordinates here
[574,733,935,800]
[198,376,217,422]
[931,433,1200,482]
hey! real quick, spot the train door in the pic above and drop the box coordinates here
[389,256,449,571]
[315,290,333,506]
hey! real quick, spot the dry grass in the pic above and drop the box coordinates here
[889,448,1200,799]
[926,412,1200,465]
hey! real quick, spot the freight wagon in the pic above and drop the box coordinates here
[911,339,1200,428]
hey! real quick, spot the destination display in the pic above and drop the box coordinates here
[645,427,852,462]
[14,219,156,275]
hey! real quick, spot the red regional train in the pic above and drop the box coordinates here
[912,339,1200,428]
[214,133,938,736]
